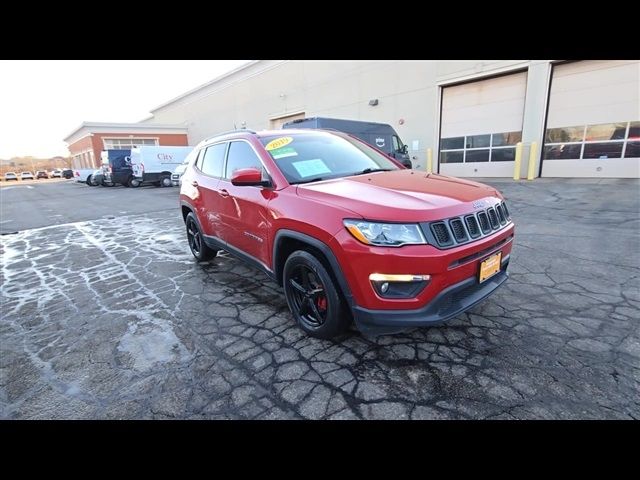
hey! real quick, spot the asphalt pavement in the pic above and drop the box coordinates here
[0,178,638,419]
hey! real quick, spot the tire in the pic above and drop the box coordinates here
[86,175,93,186]
[128,177,141,188]
[185,212,217,261]
[160,176,172,187]
[283,250,350,339]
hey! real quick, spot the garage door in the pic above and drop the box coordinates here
[439,72,527,177]
[270,112,305,129]
[541,60,640,178]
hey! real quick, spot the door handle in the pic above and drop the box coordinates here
[191,180,199,187]
[218,188,230,198]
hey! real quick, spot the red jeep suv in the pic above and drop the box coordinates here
[180,129,514,338]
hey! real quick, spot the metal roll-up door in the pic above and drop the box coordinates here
[439,71,527,177]
[541,60,639,178]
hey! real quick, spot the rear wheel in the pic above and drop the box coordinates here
[185,212,217,261]
[86,175,93,186]
[283,250,350,339]
[128,177,141,188]
[160,175,172,187]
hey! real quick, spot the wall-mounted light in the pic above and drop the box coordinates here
[369,99,379,106]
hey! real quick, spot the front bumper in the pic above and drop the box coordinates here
[353,257,509,335]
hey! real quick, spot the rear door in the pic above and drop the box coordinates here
[217,140,272,267]
[192,142,227,239]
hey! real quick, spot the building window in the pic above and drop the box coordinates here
[103,138,158,149]
[543,121,639,160]
[440,131,522,164]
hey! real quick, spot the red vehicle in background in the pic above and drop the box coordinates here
[180,129,515,338]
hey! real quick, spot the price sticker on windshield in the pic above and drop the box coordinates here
[265,136,293,151]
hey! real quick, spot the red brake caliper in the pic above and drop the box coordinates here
[317,296,327,311]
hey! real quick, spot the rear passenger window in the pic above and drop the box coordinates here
[193,149,204,170]
[225,141,263,179]
[201,143,226,177]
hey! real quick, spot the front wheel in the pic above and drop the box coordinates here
[128,177,141,188]
[185,212,217,261]
[160,175,172,187]
[86,175,93,186]
[283,250,350,339]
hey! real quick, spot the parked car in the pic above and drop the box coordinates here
[179,129,514,338]
[73,169,94,183]
[61,169,74,179]
[51,169,62,178]
[20,171,34,180]
[35,170,49,179]
[87,168,103,186]
[171,162,189,187]
[4,172,18,181]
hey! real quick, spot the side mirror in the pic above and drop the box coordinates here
[231,167,270,187]
[402,144,409,154]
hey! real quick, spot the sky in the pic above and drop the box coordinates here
[0,60,251,159]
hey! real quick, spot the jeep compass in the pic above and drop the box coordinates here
[180,129,514,338]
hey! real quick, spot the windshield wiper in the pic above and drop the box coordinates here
[290,177,326,185]
[353,168,391,176]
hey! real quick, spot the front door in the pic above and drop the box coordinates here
[217,140,272,268]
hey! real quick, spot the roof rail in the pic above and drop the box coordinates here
[205,128,256,142]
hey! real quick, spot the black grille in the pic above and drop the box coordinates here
[431,222,452,245]
[465,215,480,238]
[487,207,499,229]
[449,218,468,242]
[502,201,510,219]
[477,211,491,233]
[496,204,507,224]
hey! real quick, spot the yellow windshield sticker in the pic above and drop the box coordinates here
[265,136,293,151]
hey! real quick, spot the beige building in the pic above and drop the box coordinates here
[143,60,640,178]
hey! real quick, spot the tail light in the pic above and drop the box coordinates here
[75,171,79,176]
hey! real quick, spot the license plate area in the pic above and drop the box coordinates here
[479,251,502,283]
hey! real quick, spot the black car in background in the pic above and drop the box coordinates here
[61,169,74,179]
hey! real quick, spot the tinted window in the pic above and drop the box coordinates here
[440,151,463,163]
[585,123,627,141]
[441,137,464,150]
[260,133,399,184]
[201,143,226,177]
[624,141,640,158]
[628,122,640,140]
[583,142,623,159]
[466,134,490,149]
[545,126,584,143]
[225,141,263,179]
[194,149,204,170]
[492,131,522,146]
[491,148,516,162]
[543,144,582,160]
[465,149,490,162]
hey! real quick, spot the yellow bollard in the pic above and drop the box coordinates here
[426,148,433,173]
[527,141,538,180]
[513,142,523,180]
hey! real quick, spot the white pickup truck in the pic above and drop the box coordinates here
[130,146,193,187]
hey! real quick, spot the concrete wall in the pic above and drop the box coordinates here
[146,60,531,170]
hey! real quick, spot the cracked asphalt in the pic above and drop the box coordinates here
[1,179,638,419]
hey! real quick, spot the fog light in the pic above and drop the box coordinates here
[369,273,431,299]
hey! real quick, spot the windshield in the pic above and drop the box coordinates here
[259,132,400,185]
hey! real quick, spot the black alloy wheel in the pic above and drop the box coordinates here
[283,250,350,339]
[185,212,216,261]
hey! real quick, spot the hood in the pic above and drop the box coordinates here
[296,170,501,221]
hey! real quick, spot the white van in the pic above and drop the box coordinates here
[130,146,193,187]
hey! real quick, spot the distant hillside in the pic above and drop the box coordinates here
[0,156,71,174]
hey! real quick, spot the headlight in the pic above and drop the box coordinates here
[343,219,427,247]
